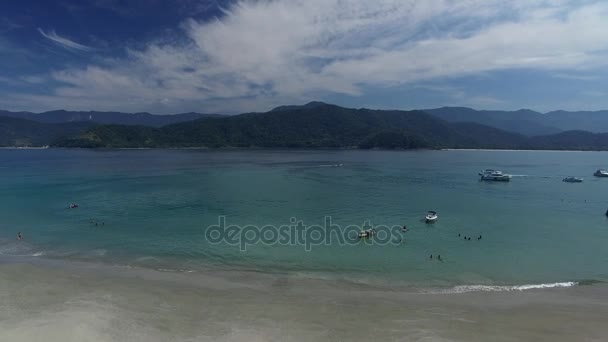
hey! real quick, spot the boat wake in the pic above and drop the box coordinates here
[318,164,344,167]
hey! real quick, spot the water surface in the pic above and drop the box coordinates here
[1,149,607,289]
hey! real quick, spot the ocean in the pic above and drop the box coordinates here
[1,149,608,341]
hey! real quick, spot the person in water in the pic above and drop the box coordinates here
[438,255,442,261]
[430,254,433,259]
[478,235,482,240]
[17,232,22,241]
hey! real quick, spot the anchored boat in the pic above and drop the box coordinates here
[563,176,583,183]
[594,169,608,177]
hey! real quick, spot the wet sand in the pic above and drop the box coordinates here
[1,257,607,341]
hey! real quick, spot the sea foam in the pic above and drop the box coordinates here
[438,282,578,294]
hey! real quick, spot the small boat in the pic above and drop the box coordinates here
[358,228,376,239]
[594,169,608,177]
[425,211,438,224]
[563,177,583,183]
[479,169,512,182]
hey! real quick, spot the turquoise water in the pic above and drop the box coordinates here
[1,149,608,288]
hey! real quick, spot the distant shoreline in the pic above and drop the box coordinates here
[442,148,601,152]
[1,146,608,152]
[0,146,49,150]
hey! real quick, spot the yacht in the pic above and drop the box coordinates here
[594,169,608,177]
[563,177,583,183]
[479,169,512,182]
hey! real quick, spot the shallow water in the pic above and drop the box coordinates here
[1,149,608,289]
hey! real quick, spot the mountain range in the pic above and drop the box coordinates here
[425,107,608,136]
[0,109,220,127]
[2,102,608,150]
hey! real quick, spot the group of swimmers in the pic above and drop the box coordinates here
[429,254,442,261]
[429,235,483,261]
[458,234,482,241]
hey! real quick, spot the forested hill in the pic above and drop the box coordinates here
[0,116,93,147]
[4,102,608,150]
[52,103,527,149]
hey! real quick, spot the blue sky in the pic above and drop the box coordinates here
[1,0,608,114]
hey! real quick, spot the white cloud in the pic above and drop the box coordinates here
[37,28,94,52]
[6,0,608,113]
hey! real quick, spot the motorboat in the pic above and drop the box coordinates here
[425,211,438,224]
[594,169,608,177]
[479,169,512,182]
[563,176,583,183]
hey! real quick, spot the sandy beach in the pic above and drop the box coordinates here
[1,257,607,342]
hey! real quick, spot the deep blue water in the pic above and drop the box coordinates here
[1,149,608,288]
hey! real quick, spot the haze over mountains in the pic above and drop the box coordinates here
[0,110,220,127]
[426,107,608,136]
[2,102,608,150]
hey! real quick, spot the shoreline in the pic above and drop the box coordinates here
[2,146,608,152]
[0,254,589,295]
[442,148,603,152]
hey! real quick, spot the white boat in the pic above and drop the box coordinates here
[479,169,512,182]
[425,211,438,224]
[563,176,583,183]
[594,169,608,177]
[358,228,376,238]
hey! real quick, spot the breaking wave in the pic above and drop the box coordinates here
[437,282,579,294]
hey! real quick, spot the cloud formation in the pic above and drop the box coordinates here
[38,28,94,52]
[8,1,608,113]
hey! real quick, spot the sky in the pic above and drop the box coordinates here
[1,0,608,114]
